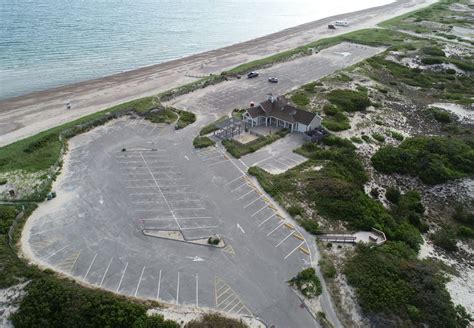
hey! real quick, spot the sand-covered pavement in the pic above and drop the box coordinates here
[0,0,436,147]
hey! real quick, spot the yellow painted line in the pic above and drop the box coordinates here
[293,233,304,241]
[268,205,277,210]
[299,246,310,255]
[284,223,294,229]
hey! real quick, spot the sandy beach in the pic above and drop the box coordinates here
[0,0,436,147]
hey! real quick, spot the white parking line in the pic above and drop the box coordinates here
[230,182,248,193]
[282,156,300,164]
[284,241,305,259]
[225,175,244,186]
[258,213,276,227]
[222,298,240,312]
[251,204,268,217]
[252,155,273,166]
[116,262,129,292]
[180,226,218,230]
[228,301,243,313]
[172,207,206,211]
[266,222,285,236]
[156,270,162,300]
[44,244,70,260]
[208,159,229,167]
[274,159,290,168]
[83,253,97,281]
[100,257,113,287]
[275,231,295,247]
[203,154,224,161]
[176,272,180,304]
[244,195,264,208]
[196,274,199,307]
[135,266,146,297]
[237,189,254,200]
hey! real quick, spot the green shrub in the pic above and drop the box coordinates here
[319,259,336,279]
[371,133,385,143]
[11,277,179,328]
[431,108,452,123]
[351,136,363,144]
[371,136,474,185]
[287,205,304,217]
[421,47,446,57]
[291,92,310,107]
[289,268,322,298]
[432,228,458,252]
[145,108,178,124]
[445,68,456,75]
[298,218,320,235]
[361,135,371,143]
[345,242,463,327]
[193,136,215,149]
[303,81,318,93]
[323,104,338,116]
[390,130,404,141]
[385,186,400,204]
[453,204,474,226]
[458,226,474,239]
[327,89,371,112]
[175,110,196,129]
[0,179,7,185]
[421,57,444,66]
[322,112,350,131]
[185,314,247,328]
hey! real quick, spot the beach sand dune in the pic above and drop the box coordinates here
[0,0,436,147]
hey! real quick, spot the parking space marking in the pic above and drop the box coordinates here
[180,226,218,231]
[176,272,180,304]
[284,241,305,259]
[156,270,162,300]
[215,277,252,316]
[275,231,295,247]
[100,257,113,287]
[236,189,253,200]
[266,222,285,237]
[222,244,235,255]
[258,213,276,227]
[230,182,248,193]
[56,251,81,272]
[224,175,244,186]
[83,253,97,281]
[244,195,264,208]
[116,262,129,292]
[44,244,70,260]
[202,154,224,161]
[195,274,199,307]
[135,266,146,297]
[208,159,229,167]
[251,204,268,217]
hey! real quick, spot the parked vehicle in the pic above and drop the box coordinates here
[335,21,349,27]
[328,24,336,30]
[247,71,259,78]
[268,77,278,83]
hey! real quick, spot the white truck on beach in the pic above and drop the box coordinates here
[335,21,349,27]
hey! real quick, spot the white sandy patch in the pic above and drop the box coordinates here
[418,237,474,316]
[0,282,29,328]
[431,103,474,122]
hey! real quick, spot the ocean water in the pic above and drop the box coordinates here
[0,0,392,100]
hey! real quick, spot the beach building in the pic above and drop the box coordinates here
[243,94,321,133]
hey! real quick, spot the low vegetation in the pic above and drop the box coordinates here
[175,109,196,129]
[345,242,471,328]
[193,136,215,149]
[199,116,228,136]
[326,89,371,112]
[222,129,288,158]
[12,276,178,328]
[251,137,424,250]
[185,314,248,328]
[322,105,351,131]
[288,268,322,298]
[372,136,474,185]
[145,108,178,124]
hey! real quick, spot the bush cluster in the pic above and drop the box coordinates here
[288,268,322,298]
[371,136,474,185]
[326,89,371,112]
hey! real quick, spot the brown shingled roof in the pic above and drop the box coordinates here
[247,96,317,125]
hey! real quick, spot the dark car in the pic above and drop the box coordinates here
[328,24,336,30]
[247,71,259,78]
[268,77,278,83]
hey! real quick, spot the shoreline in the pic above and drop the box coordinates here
[0,0,436,147]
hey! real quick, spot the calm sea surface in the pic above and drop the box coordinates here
[0,0,391,100]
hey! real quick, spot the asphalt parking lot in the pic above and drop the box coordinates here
[239,133,308,173]
[23,118,317,327]
[169,42,384,117]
